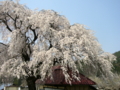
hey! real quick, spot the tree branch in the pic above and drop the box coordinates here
[28,25,38,44]
[49,40,53,49]
[7,13,20,29]
[32,30,38,44]
[6,13,15,21]
[0,13,14,32]
[22,65,31,76]
[2,19,12,32]
[14,16,18,29]
[19,21,22,29]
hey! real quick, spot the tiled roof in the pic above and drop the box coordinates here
[36,66,96,85]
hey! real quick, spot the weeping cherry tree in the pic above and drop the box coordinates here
[0,1,116,90]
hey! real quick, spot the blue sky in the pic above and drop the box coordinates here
[1,0,120,53]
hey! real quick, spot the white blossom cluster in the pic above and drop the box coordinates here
[0,0,116,83]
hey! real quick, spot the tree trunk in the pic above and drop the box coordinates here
[26,76,37,90]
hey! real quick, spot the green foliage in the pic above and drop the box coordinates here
[113,51,120,73]
[13,78,22,86]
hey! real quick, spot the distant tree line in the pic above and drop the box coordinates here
[113,51,120,73]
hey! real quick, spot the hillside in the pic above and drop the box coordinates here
[113,51,120,73]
